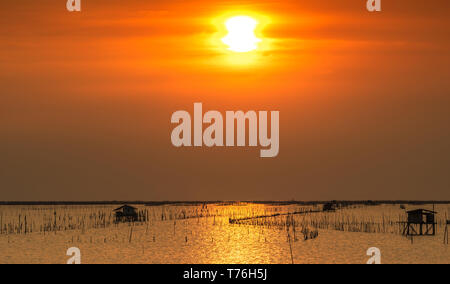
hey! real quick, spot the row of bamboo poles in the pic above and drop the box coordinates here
[0,210,149,235]
[229,210,449,235]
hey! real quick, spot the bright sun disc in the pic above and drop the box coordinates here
[222,16,261,53]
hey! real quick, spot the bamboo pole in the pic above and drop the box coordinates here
[445,213,448,245]
[129,227,133,243]
[286,215,294,264]
[444,224,448,245]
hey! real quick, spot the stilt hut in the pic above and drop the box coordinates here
[322,202,337,212]
[402,209,437,236]
[113,205,138,223]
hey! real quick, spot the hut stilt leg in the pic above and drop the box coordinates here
[445,224,448,245]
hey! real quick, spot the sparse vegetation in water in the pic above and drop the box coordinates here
[0,202,449,264]
[0,203,448,239]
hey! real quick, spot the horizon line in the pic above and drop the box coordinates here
[0,200,449,206]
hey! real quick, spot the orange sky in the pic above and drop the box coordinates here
[1,0,449,201]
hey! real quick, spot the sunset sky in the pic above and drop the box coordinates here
[1,0,449,201]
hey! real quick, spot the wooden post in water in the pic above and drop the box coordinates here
[54,211,57,234]
[444,213,449,245]
[444,223,448,245]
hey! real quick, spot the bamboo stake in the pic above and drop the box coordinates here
[286,215,295,264]
[444,213,448,245]
[129,227,133,243]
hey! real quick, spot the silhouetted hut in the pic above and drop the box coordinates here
[402,209,437,236]
[323,202,336,212]
[114,205,138,222]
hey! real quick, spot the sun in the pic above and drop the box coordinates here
[221,16,261,53]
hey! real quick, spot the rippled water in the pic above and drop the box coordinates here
[0,204,448,264]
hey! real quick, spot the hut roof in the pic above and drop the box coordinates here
[113,205,137,212]
[406,209,437,214]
